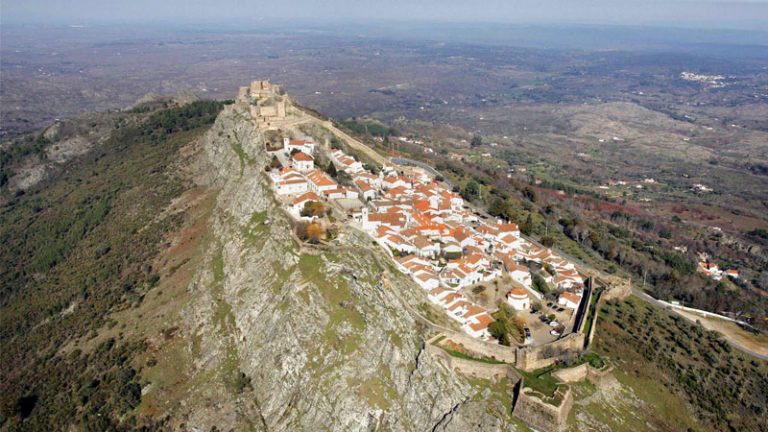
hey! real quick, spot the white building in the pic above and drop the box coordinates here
[291,192,323,216]
[507,263,532,288]
[507,287,530,311]
[284,138,315,155]
[558,291,582,309]
[291,152,314,172]
[462,313,493,339]
[414,271,440,290]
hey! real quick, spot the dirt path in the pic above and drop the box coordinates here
[674,309,768,358]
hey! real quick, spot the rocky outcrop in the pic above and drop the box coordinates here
[170,102,516,431]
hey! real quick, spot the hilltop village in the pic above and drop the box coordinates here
[245,81,588,345]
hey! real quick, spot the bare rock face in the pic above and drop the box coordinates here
[167,102,517,431]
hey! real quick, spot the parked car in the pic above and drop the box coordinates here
[549,321,559,327]
[550,329,562,336]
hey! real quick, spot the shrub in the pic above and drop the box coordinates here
[300,201,325,218]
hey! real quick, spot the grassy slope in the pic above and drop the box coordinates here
[589,297,768,432]
[0,101,225,430]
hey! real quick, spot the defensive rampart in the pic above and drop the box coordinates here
[512,380,573,432]
[426,344,521,381]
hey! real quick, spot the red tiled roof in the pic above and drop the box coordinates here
[292,191,321,205]
[469,314,494,332]
[560,291,582,304]
[508,287,528,298]
[292,152,313,161]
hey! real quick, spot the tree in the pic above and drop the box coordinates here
[337,171,353,187]
[532,273,550,294]
[295,222,309,240]
[489,197,514,220]
[522,186,537,202]
[324,163,338,178]
[306,222,325,243]
[521,213,534,236]
[300,201,325,218]
[461,180,480,201]
[363,163,380,175]
[470,134,483,147]
[269,155,282,170]
[488,321,509,345]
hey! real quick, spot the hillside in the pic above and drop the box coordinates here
[0,97,523,430]
[1,91,765,431]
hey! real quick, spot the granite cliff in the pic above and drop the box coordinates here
[149,101,519,430]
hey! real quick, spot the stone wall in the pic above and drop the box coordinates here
[551,363,589,383]
[512,382,573,432]
[516,333,585,371]
[440,330,519,364]
[586,365,615,388]
[600,276,632,301]
[585,290,604,350]
[427,344,521,382]
[572,277,594,333]
[551,362,615,388]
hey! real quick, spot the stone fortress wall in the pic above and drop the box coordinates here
[513,381,573,432]
[551,362,614,387]
[426,343,521,382]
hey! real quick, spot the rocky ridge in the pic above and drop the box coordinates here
[165,101,519,430]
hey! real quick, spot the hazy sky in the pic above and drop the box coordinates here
[3,0,768,29]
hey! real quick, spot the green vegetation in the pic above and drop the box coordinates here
[230,141,252,175]
[596,298,768,431]
[518,367,562,397]
[580,351,605,369]
[470,134,483,148]
[300,201,325,218]
[241,211,269,246]
[0,134,50,187]
[211,247,225,283]
[439,345,506,364]
[465,376,532,430]
[460,179,481,201]
[143,100,230,141]
[340,119,398,138]
[0,101,225,429]
[488,304,524,345]
[531,273,550,294]
[299,253,366,356]
[580,288,602,337]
